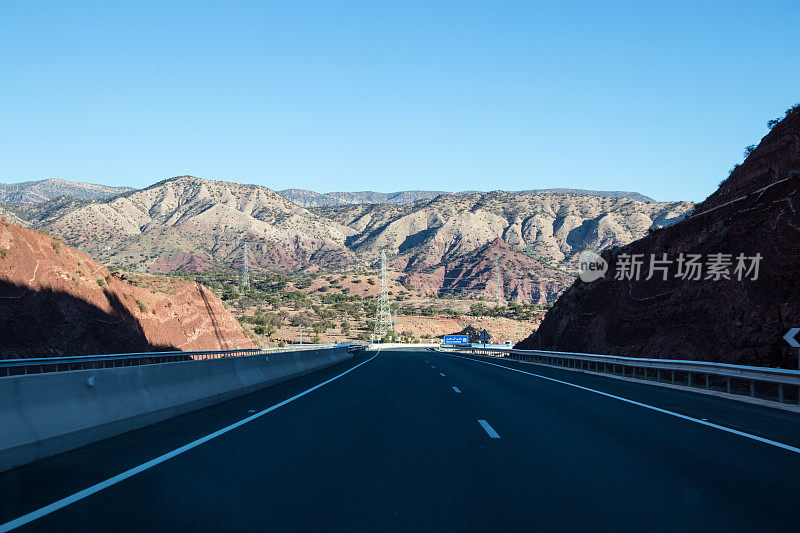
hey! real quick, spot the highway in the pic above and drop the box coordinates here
[2,348,800,532]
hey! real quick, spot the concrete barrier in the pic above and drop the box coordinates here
[0,347,352,473]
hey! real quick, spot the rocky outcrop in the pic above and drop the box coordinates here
[34,176,358,273]
[518,105,800,367]
[403,239,574,304]
[0,221,254,358]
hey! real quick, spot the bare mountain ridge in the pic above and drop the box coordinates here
[0,178,134,203]
[317,190,692,267]
[278,189,450,207]
[27,176,692,303]
[278,187,655,207]
[316,191,690,301]
[35,176,357,274]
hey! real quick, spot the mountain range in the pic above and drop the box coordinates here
[3,177,692,304]
[277,188,655,207]
[0,178,133,203]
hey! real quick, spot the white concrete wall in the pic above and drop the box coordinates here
[0,347,352,472]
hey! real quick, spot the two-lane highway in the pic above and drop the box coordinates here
[3,348,800,531]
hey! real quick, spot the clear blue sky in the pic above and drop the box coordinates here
[1,1,798,202]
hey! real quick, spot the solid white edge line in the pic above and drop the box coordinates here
[452,386,462,393]
[478,419,501,438]
[0,352,381,533]
[442,352,800,455]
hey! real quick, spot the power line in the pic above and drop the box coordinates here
[374,251,393,339]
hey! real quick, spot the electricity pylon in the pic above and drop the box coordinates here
[241,241,249,288]
[374,251,392,340]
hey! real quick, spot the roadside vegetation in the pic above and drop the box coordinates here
[163,269,550,346]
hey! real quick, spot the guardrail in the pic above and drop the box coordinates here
[0,344,356,472]
[0,344,341,377]
[444,346,800,406]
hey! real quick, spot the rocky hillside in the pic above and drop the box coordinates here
[318,191,690,266]
[0,178,133,203]
[33,176,357,274]
[278,189,449,207]
[404,239,574,304]
[518,104,800,367]
[0,220,254,358]
[279,188,655,207]
[517,189,655,203]
[318,190,691,294]
[19,176,692,303]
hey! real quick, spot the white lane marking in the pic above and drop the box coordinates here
[441,353,800,455]
[478,419,501,439]
[439,372,446,377]
[452,386,462,393]
[0,353,381,533]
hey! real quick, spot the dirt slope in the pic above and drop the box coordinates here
[518,105,800,367]
[0,221,254,358]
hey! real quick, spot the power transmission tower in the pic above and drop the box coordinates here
[374,251,392,341]
[241,241,250,288]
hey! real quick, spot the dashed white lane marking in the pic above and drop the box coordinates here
[478,419,501,439]
[442,352,800,455]
[452,386,462,393]
[0,353,382,532]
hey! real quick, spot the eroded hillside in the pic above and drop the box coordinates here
[14,175,693,304]
[0,219,254,358]
[518,104,800,366]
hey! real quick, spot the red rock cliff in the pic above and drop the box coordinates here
[0,221,255,358]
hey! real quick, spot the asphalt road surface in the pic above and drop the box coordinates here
[3,348,800,532]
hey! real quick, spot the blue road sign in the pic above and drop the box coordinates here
[444,335,469,345]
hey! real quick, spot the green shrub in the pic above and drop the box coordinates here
[0,248,9,260]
